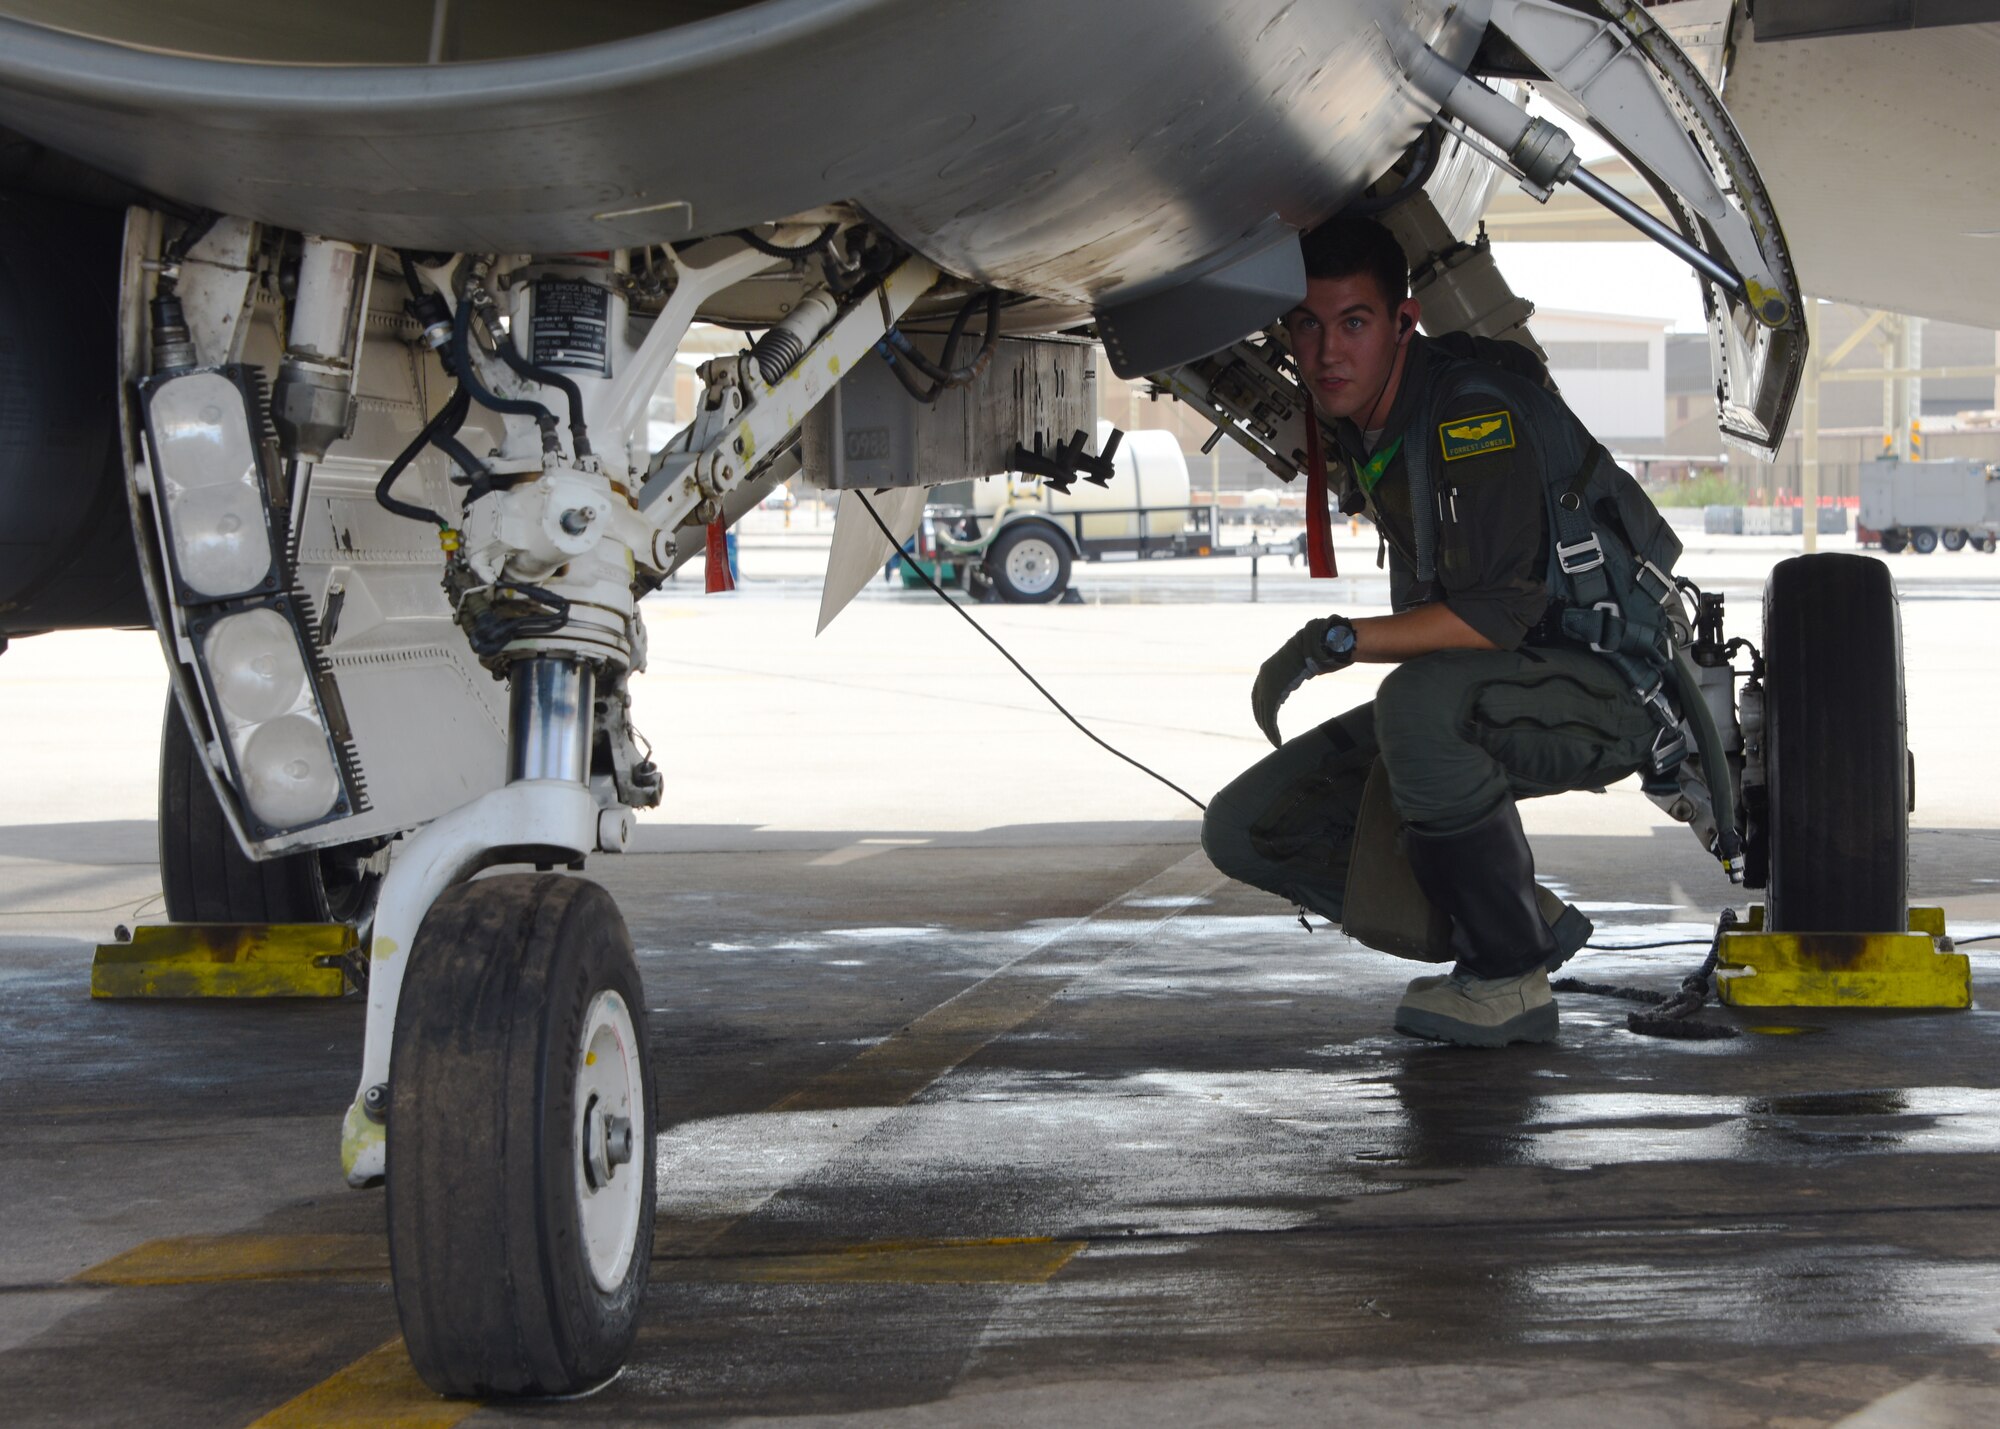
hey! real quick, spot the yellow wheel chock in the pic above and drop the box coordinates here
[1716,906,1971,1009]
[91,924,357,999]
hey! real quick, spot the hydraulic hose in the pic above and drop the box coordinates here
[735,223,838,259]
[374,386,470,528]
[883,290,1002,402]
[487,313,593,458]
[1669,645,1744,876]
[450,299,560,452]
[1350,126,1442,216]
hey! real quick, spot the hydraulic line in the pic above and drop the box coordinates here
[888,290,1001,387]
[880,290,1003,404]
[486,310,593,458]
[374,386,468,528]
[1349,126,1442,217]
[450,299,560,453]
[735,223,838,259]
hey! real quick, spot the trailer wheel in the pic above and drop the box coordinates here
[1910,527,1939,554]
[1974,535,1997,554]
[1879,529,1908,554]
[1942,528,1968,552]
[1762,554,1907,933]
[986,523,1071,603]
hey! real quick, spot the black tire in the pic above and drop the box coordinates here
[388,875,655,1398]
[1977,535,1998,554]
[1762,554,1907,933]
[1942,527,1968,552]
[1880,528,1908,554]
[0,194,149,641]
[1910,526,1939,554]
[985,522,1072,603]
[158,696,378,924]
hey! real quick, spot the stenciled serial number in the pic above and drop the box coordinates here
[844,427,893,461]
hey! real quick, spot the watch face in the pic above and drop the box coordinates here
[1325,621,1356,655]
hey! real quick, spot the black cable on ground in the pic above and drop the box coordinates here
[852,490,1207,813]
[1955,934,2000,946]
[1556,908,1740,1040]
[1583,938,1715,951]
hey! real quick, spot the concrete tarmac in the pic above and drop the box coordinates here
[3,531,2000,1425]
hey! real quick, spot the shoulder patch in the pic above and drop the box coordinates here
[1439,409,1516,462]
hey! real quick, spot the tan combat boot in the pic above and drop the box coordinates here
[1393,966,1558,1047]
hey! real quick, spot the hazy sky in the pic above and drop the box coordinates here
[1492,241,1711,332]
[1487,93,1714,333]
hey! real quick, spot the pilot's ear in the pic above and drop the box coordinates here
[1396,297,1422,339]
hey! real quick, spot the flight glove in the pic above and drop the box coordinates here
[1251,615,1356,747]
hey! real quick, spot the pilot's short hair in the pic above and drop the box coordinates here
[1299,214,1409,309]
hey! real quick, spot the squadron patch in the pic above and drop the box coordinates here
[1438,410,1516,461]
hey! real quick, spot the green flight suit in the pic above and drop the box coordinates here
[1201,334,1657,924]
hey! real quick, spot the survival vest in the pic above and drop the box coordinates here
[1390,336,1692,773]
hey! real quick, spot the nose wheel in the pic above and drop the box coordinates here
[385,874,654,1397]
[1759,553,1907,932]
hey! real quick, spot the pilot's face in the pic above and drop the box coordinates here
[1283,274,1415,426]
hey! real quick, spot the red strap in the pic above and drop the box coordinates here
[1303,417,1337,579]
[704,520,736,593]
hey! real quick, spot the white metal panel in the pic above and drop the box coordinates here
[1724,16,2000,329]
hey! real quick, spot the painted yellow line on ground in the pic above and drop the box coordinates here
[243,1337,475,1429]
[75,1231,1081,1288]
[223,850,1215,1425]
[775,853,1226,1114]
[74,1233,388,1286]
[681,1236,1084,1285]
[658,852,1222,1257]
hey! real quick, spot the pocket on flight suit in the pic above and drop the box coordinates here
[1245,712,1377,874]
[1340,758,1455,962]
[1466,657,1656,798]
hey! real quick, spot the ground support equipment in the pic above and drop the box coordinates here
[1716,905,1970,1009]
[91,923,357,999]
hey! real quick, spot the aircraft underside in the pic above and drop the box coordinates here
[0,0,1828,1398]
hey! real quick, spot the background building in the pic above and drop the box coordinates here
[1529,309,1671,451]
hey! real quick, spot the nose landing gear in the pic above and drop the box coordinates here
[386,873,654,1398]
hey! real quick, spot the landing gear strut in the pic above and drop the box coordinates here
[367,657,654,1396]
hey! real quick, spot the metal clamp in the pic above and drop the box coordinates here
[1557,533,1605,575]
[1635,556,1676,605]
[1649,723,1689,773]
[1587,599,1623,654]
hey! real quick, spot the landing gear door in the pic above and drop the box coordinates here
[1486,0,1806,457]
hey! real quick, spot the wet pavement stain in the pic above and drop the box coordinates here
[8,836,2000,1423]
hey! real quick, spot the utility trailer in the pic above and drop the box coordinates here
[895,428,1297,601]
[902,498,1296,602]
[1858,458,2000,554]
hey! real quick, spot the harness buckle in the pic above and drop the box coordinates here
[1635,557,1676,605]
[1587,600,1623,654]
[1649,723,1689,773]
[1557,534,1605,576]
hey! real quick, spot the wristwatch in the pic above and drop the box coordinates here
[1321,618,1358,660]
